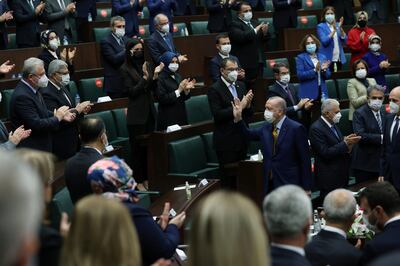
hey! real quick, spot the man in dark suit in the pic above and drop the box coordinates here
[100,16,129,99]
[209,33,244,83]
[75,0,96,41]
[264,185,313,266]
[234,96,312,193]
[267,62,313,122]
[11,0,46,48]
[380,86,400,191]
[229,2,268,90]
[174,0,196,15]
[305,189,362,266]
[41,59,92,159]
[44,0,77,44]
[352,84,386,184]
[0,2,13,49]
[246,0,265,11]
[10,57,75,152]
[330,0,354,25]
[64,117,106,204]
[206,0,239,33]
[111,0,144,37]
[272,0,301,43]
[207,57,253,187]
[309,99,361,202]
[359,181,400,265]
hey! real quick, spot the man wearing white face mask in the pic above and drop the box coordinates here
[10,57,76,152]
[352,84,386,184]
[309,99,361,204]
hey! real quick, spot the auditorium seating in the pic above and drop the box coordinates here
[185,95,213,124]
[50,187,74,229]
[326,79,338,99]
[141,6,149,19]
[93,27,111,42]
[173,23,189,37]
[301,0,323,10]
[385,73,400,91]
[336,78,350,100]
[0,89,13,119]
[112,108,129,138]
[7,33,16,49]
[67,81,78,101]
[190,21,209,35]
[265,0,274,11]
[247,121,264,155]
[78,77,106,102]
[96,7,112,22]
[264,58,289,78]
[200,132,218,164]
[297,15,318,29]
[342,53,351,71]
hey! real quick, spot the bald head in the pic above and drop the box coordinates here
[154,14,169,29]
[389,86,400,115]
[323,189,356,224]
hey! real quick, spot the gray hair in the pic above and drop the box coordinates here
[154,13,168,26]
[48,59,68,77]
[22,57,44,79]
[367,84,385,96]
[263,185,312,237]
[268,96,287,113]
[110,16,125,27]
[321,98,339,113]
[323,189,356,224]
[0,151,43,266]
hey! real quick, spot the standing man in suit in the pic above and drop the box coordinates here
[272,0,301,47]
[305,189,362,266]
[207,58,253,187]
[267,62,313,122]
[75,0,96,42]
[64,117,105,204]
[330,0,354,25]
[111,0,144,38]
[359,181,400,265]
[174,0,196,16]
[206,0,239,33]
[147,0,177,34]
[0,2,13,50]
[309,99,361,203]
[263,185,312,266]
[380,86,400,190]
[100,16,129,99]
[233,96,312,193]
[45,0,77,44]
[9,57,75,152]
[229,2,268,91]
[11,0,46,48]
[352,84,386,184]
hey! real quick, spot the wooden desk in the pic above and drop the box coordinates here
[237,160,265,208]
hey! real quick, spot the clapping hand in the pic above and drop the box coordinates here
[231,97,243,122]
[339,17,344,28]
[178,54,188,63]
[360,31,366,42]
[153,62,164,80]
[9,125,31,145]
[0,60,15,74]
[304,99,314,110]
[344,133,361,151]
[379,60,390,69]
[65,2,76,13]
[0,11,13,22]
[321,60,330,71]
[240,89,253,109]
[35,1,45,15]
[76,101,92,114]
[63,110,76,122]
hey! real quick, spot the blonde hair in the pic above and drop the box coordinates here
[60,195,141,266]
[188,191,270,266]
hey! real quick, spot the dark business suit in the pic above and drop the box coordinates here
[174,0,196,15]
[11,0,45,48]
[64,147,103,204]
[267,82,301,121]
[10,81,59,152]
[37,48,75,74]
[271,246,312,266]
[44,0,77,43]
[0,121,15,150]
[75,0,96,41]
[330,0,354,25]
[209,54,240,83]
[272,0,301,34]
[369,251,400,266]
[352,104,385,183]
[147,31,177,64]
[41,81,79,159]
[100,33,129,98]
[0,1,9,49]
[38,224,62,266]
[360,219,400,265]
[381,114,400,190]
[305,229,361,266]
[111,0,142,37]
[309,117,350,197]
[206,0,238,33]
[246,0,266,10]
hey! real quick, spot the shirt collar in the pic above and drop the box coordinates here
[221,76,235,88]
[276,80,288,89]
[21,79,38,94]
[48,49,58,59]
[321,115,333,128]
[323,225,347,238]
[49,80,61,91]
[238,16,250,24]
[384,215,400,228]
[275,115,286,130]
[112,32,122,42]
[157,30,168,38]
[271,243,305,256]
[83,146,103,155]
[218,52,230,59]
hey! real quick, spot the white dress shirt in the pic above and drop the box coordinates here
[271,243,305,256]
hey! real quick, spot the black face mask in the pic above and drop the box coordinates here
[132,50,144,59]
[358,20,367,28]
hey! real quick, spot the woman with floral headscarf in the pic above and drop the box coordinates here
[87,156,186,265]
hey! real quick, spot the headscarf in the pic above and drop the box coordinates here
[40,29,57,48]
[87,156,137,202]
[125,38,144,74]
[159,51,178,74]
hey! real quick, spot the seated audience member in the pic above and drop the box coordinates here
[347,11,375,65]
[41,60,92,159]
[347,59,377,121]
[267,62,313,122]
[121,38,163,190]
[309,99,361,202]
[206,0,239,33]
[189,190,269,266]
[60,195,142,266]
[317,6,347,72]
[87,156,186,265]
[296,34,331,101]
[101,16,129,99]
[147,0,176,34]
[156,51,195,130]
[209,33,244,83]
[263,185,312,266]
[352,84,386,184]
[0,3,12,50]
[330,0,354,25]
[359,182,400,265]
[10,57,75,152]
[44,0,77,44]
[38,30,76,74]
[64,117,106,204]
[362,35,389,88]
[111,0,144,37]
[305,189,361,266]
[11,0,45,48]
[0,151,43,266]
[147,13,188,64]
[361,0,387,24]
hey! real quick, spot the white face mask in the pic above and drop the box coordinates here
[60,74,70,87]
[280,74,290,84]
[227,70,238,83]
[368,99,383,111]
[243,11,253,22]
[0,92,2,103]
[168,63,179,72]
[325,14,335,24]
[161,24,170,33]
[390,101,400,114]
[332,112,342,124]
[355,69,367,79]
[264,109,275,123]
[37,74,49,88]
[220,44,231,55]
[369,43,381,52]
[49,39,60,51]
[115,28,125,38]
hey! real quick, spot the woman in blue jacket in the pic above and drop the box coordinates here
[296,34,331,101]
[316,6,347,72]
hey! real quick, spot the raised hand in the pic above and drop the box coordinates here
[178,54,188,63]
[154,62,164,80]
[0,11,13,22]
[231,98,243,122]
[158,202,170,230]
[54,106,69,121]
[63,110,76,122]
[35,1,45,15]
[76,101,92,114]
[9,125,31,145]
[0,60,15,74]
[169,211,186,228]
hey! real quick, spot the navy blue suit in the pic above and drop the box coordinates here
[10,81,59,152]
[271,246,312,266]
[272,0,301,33]
[111,0,143,37]
[75,0,96,19]
[147,31,177,64]
[0,1,9,49]
[381,114,400,190]
[267,82,301,121]
[239,117,312,192]
[209,54,240,83]
[206,0,239,33]
[147,0,177,34]
[174,0,195,15]
[246,0,265,10]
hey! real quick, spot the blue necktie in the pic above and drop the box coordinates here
[331,125,339,140]
[163,35,173,51]
[229,84,238,99]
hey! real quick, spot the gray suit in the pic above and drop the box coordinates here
[0,121,16,150]
[45,0,77,43]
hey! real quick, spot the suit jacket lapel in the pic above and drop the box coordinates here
[276,118,288,148]
[156,32,172,52]
[304,54,315,68]
[319,118,341,143]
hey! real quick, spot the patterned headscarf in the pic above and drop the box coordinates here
[87,156,137,202]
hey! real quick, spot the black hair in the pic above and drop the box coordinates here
[359,182,400,216]
[79,117,106,144]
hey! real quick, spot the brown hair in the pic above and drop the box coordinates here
[351,59,369,77]
[299,34,321,51]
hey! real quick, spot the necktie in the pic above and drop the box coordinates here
[28,0,34,10]
[284,85,295,105]
[229,84,238,99]
[272,126,278,154]
[58,0,65,9]
[163,35,173,51]
[247,22,254,30]
[331,125,339,140]
[392,117,400,142]
[376,112,382,133]
[118,37,124,47]
[61,88,72,106]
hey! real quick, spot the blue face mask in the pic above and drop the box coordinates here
[306,43,317,54]
[325,14,335,23]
